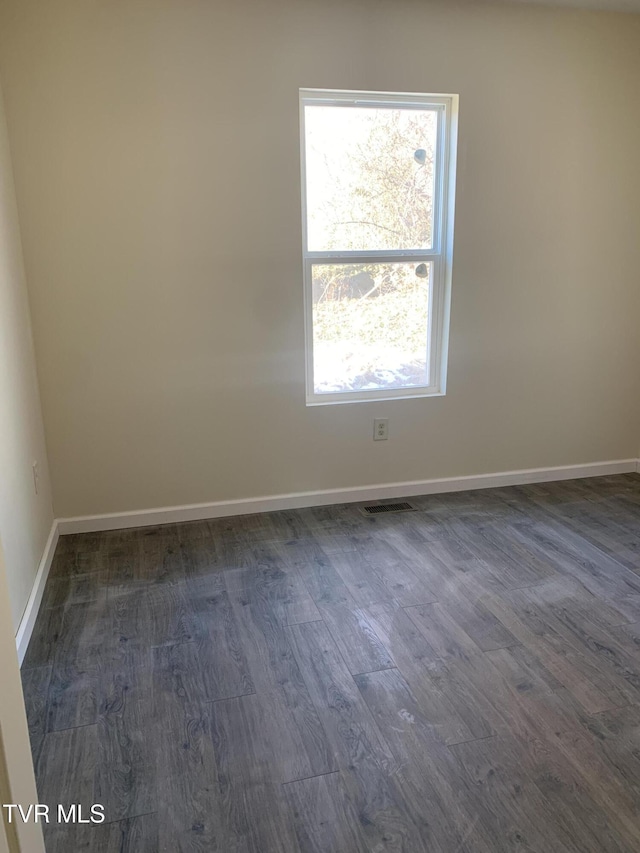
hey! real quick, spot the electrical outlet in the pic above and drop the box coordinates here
[373,418,389,441]
[32,461,39,495]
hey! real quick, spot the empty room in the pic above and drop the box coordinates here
[2,0,640,850]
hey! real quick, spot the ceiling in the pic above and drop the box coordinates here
[502,0,640,10]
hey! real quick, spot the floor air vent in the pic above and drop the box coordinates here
[362,502,415,515]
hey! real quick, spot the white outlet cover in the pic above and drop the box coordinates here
[373,418,389,440]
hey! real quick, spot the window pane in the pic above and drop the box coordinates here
[305,106,437,252]
[312,261,431,394]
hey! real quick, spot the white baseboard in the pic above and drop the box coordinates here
[15,521,59,665]
[57,457,640,536]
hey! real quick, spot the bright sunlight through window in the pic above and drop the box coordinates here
[300,89,458,405]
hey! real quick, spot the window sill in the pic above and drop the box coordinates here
[306,388,446,406]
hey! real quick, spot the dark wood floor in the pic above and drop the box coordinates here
[21,474,640,852]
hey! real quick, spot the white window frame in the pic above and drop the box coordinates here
[300,88,458,406]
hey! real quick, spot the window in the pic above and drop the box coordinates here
[300,88,458,405]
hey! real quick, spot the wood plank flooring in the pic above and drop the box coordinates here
[21,473,640,851]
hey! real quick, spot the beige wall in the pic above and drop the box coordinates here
[0,80,53,630]
[0,0,639,519]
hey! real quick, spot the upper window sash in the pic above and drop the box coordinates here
[300,91,449,258]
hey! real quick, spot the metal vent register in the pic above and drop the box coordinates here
[361,502,415,515]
